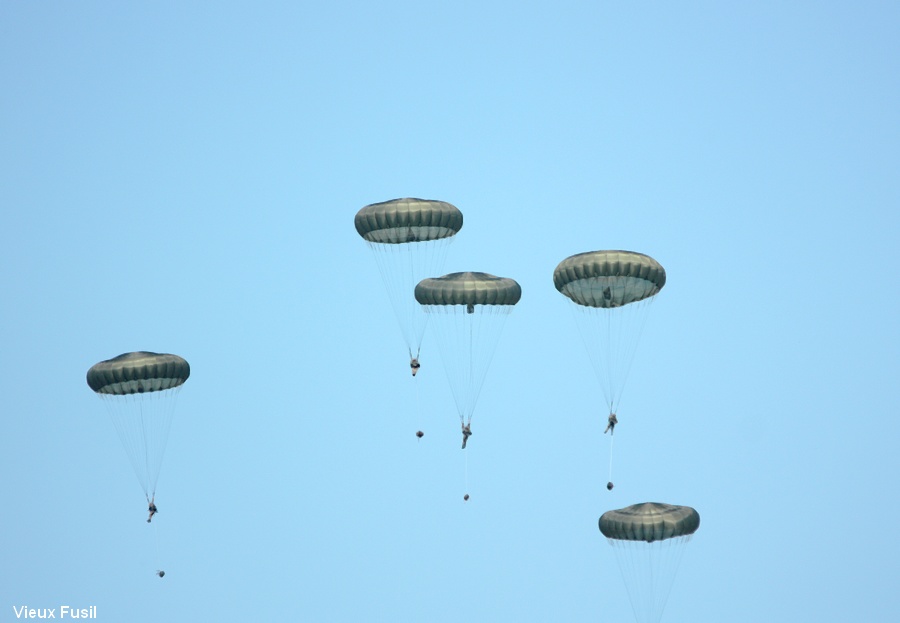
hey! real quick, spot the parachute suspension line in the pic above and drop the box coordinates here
[366,236,454,367]
[103,393,150,499]
[100,387,182,503]
[467,312,474,427]
[140,400,153,499]
[438,303,512,428]
[464,445,469,496]
[605,307,615,414]
[571,295,656,421]
[153,519,161,572]
[149,387,181,499]
[414,368,422,440]
[609,534,694,623]
[608,431,615,483]
[403,240,422,358]
[368,242,413,362]
[614,296,657,417]
[655,535,692,622]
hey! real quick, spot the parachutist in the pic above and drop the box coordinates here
[604,413,618,435]
[156,570,165,578]
[461,423,472,449]
[416,430,424,439]
[87,352,188,531]
[607,482,614,491]
[410,357,421,377]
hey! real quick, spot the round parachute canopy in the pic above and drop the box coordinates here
[415,272,522,307]
[599,502,700,543]
[87,352,190,396]
[355,198,463,244]
[553,250,666,309]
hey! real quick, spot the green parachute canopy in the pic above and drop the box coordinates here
[415,272,522,307]
[553,250,666,309]
[355,198,463,244]
[599,502,700,543]
[87,352,190,396]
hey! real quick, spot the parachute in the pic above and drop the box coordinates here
[553,250,665,482]
[415,272,521,439]
[553,250,665,415]
[87,352,189,506]
[355,198,463,373]
[599,503,699,623]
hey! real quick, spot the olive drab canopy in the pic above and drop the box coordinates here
[414,272,522,306]
[87,352,190,395]
[87,351,190,503]
[553,250,666,309]
[599,503,700,543]
[355,198,463,370]
[355,198,463,244]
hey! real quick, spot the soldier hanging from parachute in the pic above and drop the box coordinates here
[416,271,521,499]
[87,351,190,578]
[554,250,665,491]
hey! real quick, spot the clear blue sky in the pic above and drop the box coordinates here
[2,2,898,622]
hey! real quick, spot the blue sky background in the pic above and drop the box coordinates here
[2,2,898,621]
